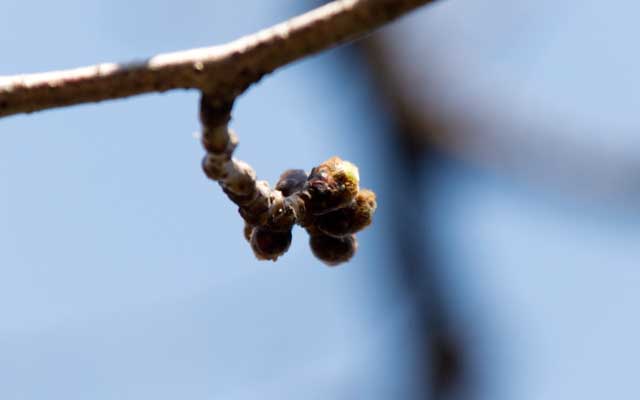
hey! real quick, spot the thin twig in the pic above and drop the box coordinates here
[198,93,374,263]
[0,0,434,118]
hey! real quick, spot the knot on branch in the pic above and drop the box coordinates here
[199,93,377,265]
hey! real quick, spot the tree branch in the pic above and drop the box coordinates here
[0,0,434,118]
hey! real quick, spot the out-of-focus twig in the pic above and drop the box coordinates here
[356,36,470,399]
[361,34,640,204]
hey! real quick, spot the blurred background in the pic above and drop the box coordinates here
[1,0,640,399]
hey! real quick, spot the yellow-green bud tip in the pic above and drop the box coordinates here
[306,156,361,215]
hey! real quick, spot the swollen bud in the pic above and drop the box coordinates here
[250,226,292,261]
[305,156,360,215]
[309,233,358,266]
[275,169,308,196]
[315,189,377,237]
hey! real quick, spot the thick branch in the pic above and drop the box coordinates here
[0,0,433,118]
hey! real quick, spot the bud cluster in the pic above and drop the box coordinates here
[199,94,376,266]
[299,157,376,266]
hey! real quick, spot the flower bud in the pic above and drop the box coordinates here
[309,233,358,266]
[305,156,360,215]
[315,189,377,237]
[250,226,292,261]
[275,169,308,197]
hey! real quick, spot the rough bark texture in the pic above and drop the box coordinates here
[0,0,434,118]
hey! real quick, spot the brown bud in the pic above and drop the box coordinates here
[305,156,360,215]
[275,169,308,196]
[250,226,292,261]
[309,233,358,266]
[315,189,377,237]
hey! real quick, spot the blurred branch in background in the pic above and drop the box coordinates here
[350,3,640,397]
[362,16,640,208]
[352,37,471,399]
